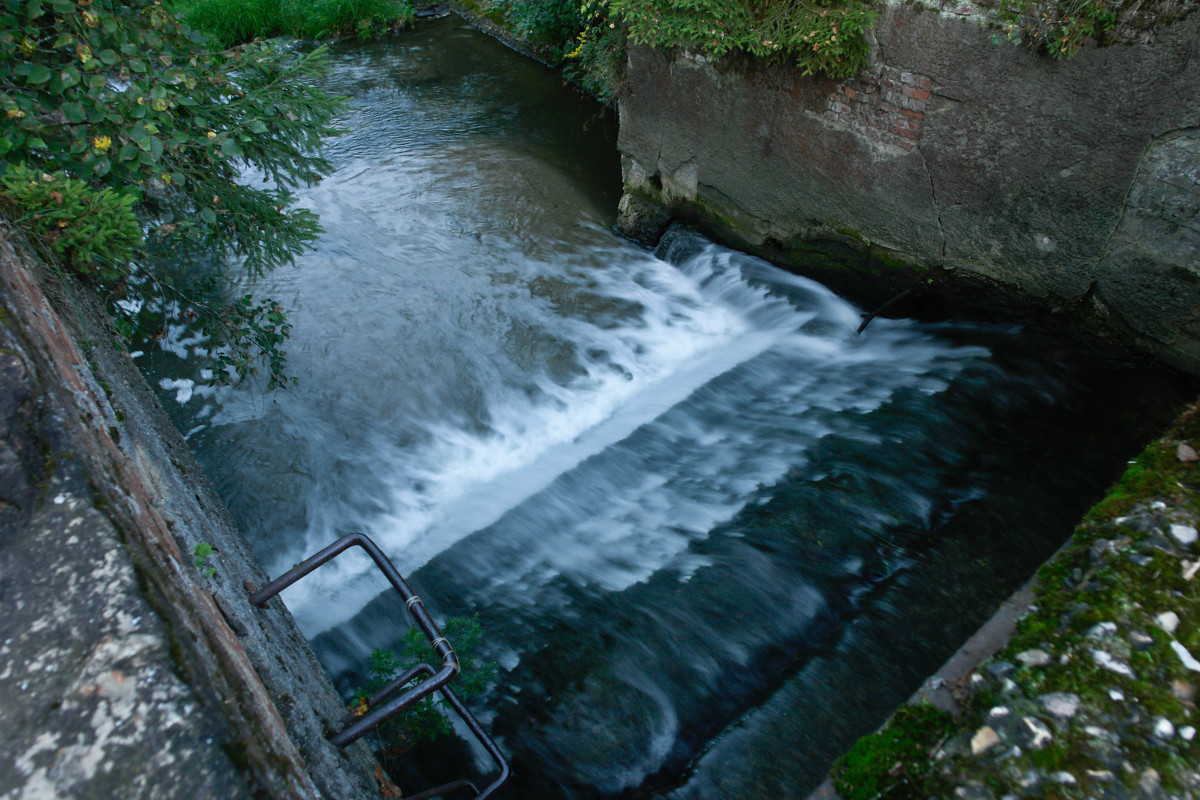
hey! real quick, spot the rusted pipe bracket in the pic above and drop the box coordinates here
[248,532,510,798]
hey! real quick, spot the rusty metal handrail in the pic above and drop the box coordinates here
[249,532,457,746]
[247,532,510,799]
[372,664,510,800]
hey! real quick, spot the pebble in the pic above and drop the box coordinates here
[1178,442,1199,462]
[987,706,1011,720]
[1154,717,1176,739]
[1017,649,1051,666]
[1140,769,1162,794]
[1109,688,1125,701]
[1157,611,1181,633]
[1022,716,1053,750]
[1129,630,1155,650]
[971,725,1001,755]
[1092,649,1135,677]
[1170,523,1198,546]
[1183,560,1200,580]
[1050,771,1077,785]
[1038,692,1080,720]
[1181,725,1196,741]
[1173,679,1196,701]
[1171,641,1200,672]
[1087,621,1117,639]
[1087,769,1116,782]
[1086,726,1119,744]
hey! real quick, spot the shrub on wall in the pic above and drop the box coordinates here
[1,0,345,388]
[592,0,875,80]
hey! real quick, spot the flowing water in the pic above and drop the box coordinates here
[141,15,1195,800]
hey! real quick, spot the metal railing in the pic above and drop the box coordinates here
[248,532,510,799]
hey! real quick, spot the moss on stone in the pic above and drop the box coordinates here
[830,399,1200,799]
[832,703,954,800]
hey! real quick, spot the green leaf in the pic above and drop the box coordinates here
[248,119,269,135]
[220,138,242,158]
[200,206,217,225]
[62,101,86,123]
[26,64,51,84]
[59,66,79,88]
[98,49,119,66]
[117,143,138,161]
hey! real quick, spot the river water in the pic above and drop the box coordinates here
[140,15,1195,800]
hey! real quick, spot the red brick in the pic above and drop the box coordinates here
[899,108,925,120]
[915,76,933,91]
[894,126,920,140]
[910,87,932,101]
[844,87,858,101]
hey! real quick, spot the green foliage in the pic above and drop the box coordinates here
[994,0,1198,58]
[832,703,953,800]
[354,615,498,749]
[0,165,140,280]
[504,0,586,58]
[562,9,626,101]
[1,0,346,387]
[592,0,875,80]
[193,541,217,577]
[176,0,415,48]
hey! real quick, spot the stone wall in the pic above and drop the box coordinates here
[0,222,384,799]
[615,2,1200,372]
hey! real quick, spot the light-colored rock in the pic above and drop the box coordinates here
[1181,725,1196,741]
[1016,649,1051,667]
[971,725,1002,755]
[1171,641,1200,672]
[1108,688,1125,701]
[1022,717,1052,750]
[1157,611,1181,633]
[1177,443,1199,462]
[1087,621,1117,639]
[1050,771,1077,785]
[1170,524,1198,546]
[1154,717,1176,739]
[1092,649,1135,678]
[1039,692,1081,720]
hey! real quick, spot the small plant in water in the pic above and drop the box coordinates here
[353,615,497,750]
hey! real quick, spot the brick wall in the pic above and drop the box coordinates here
[823,65,933,152]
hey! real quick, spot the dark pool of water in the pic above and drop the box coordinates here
[138,15,1196,800]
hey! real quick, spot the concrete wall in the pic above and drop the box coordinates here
[615,2,1200,371]
[0,222,383,799]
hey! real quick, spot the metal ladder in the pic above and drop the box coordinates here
[249,532,510,800]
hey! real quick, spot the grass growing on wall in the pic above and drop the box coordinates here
[996,0,1199,58]
[592,0,875,80]
[173,0,415,47]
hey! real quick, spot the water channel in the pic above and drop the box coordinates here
[141,14,1196,800]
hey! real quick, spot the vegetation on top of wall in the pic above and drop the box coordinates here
[172,0,415,48]
[592,0,875,80]
[0,0,344,388]
[996,0,1200,58]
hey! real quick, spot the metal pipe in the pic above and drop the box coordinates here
[247,533,509,796]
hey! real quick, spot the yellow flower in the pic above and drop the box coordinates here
[206,130,217,139]
[152,98,169,112]
[6,108,26,119]
[92,135,112,151]
[161,173,171,185]
[19,37,35,56]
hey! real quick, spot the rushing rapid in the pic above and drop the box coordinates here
[140,15,1193,800]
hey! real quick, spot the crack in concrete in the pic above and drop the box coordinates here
[916,145,947,259]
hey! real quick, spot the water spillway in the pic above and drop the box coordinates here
[141,15,1195,800]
